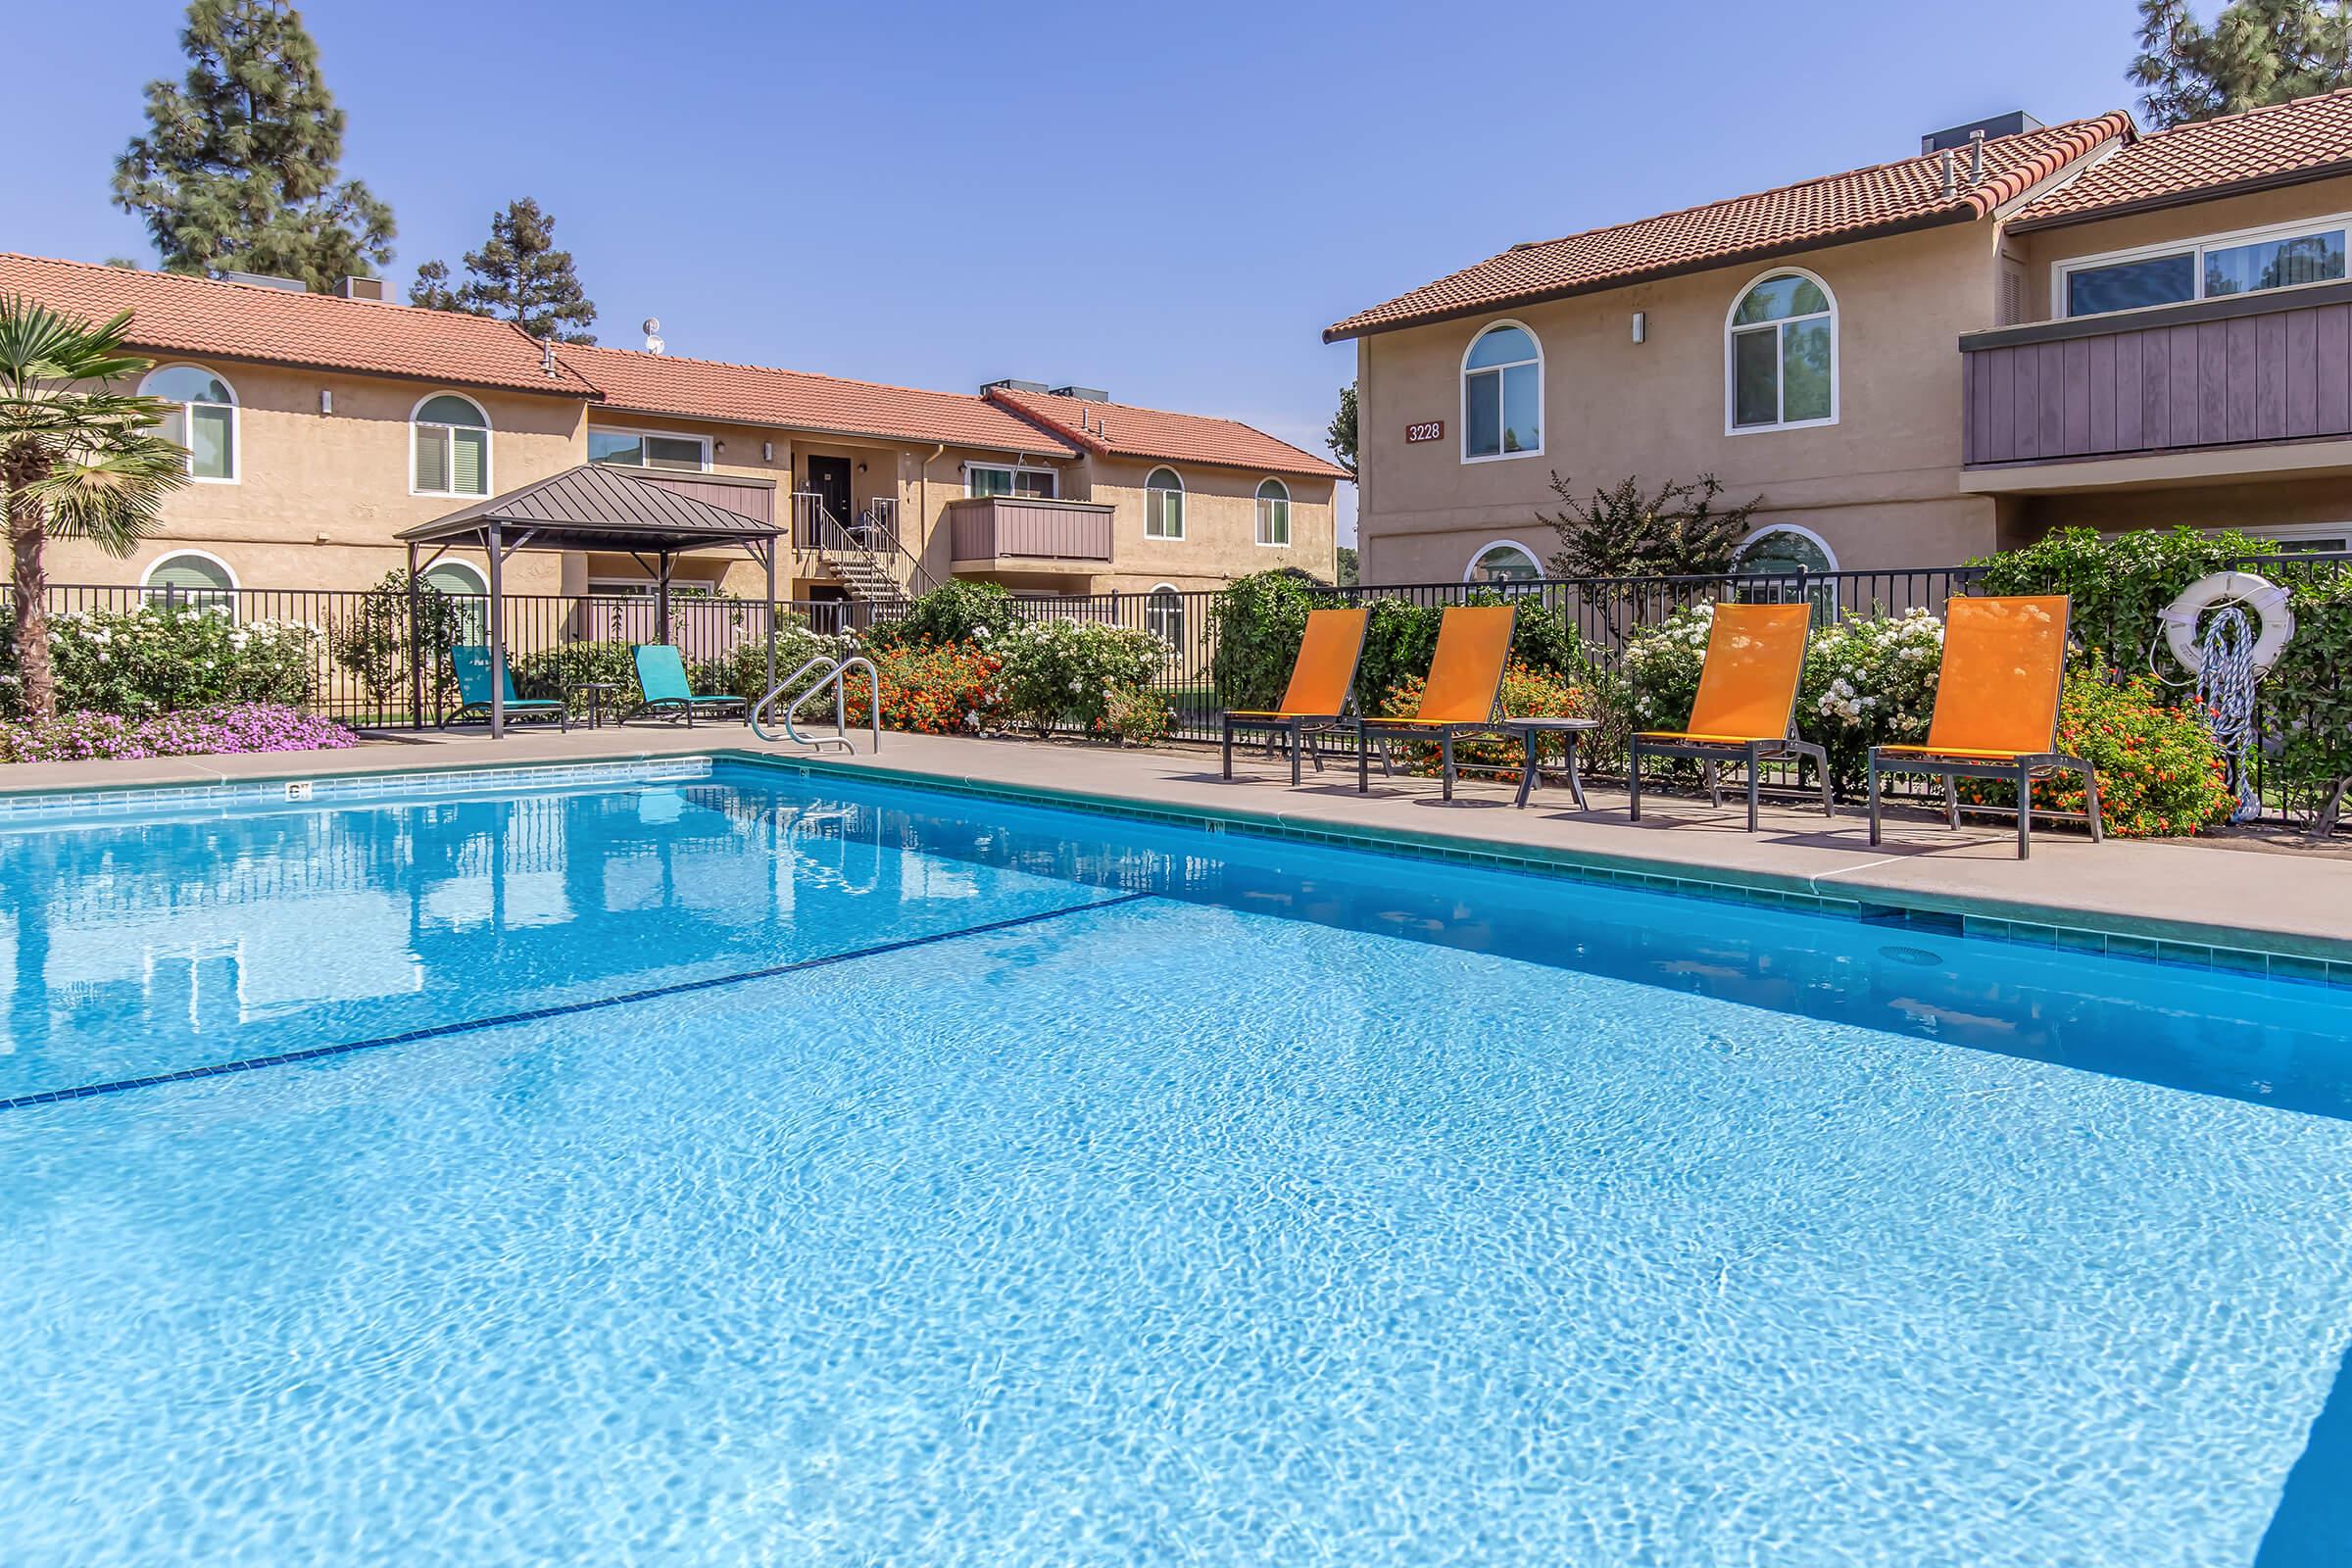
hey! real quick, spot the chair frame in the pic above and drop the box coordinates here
[1629,734,1832,832]
[628,645,748,728]
[1221,610,1374,787]
[1865,595,2102,860]
[439,648,569,732]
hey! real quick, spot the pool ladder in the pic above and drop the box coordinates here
[751,656,881,754]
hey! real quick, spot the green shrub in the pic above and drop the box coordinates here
[507,639,640,710]
[2,604,321,718]
[2258,558,2352,826]
[870,580,1018,650]
[1098,683,1172,747]
[1967,524,2278,671]
[691,623,863,707]
[1206,570,1316,710]
[996,617,1167,735]
[328,570,471,714]
[1959,674,2231,838]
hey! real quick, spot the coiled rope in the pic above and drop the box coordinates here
[2188,604,2262,824]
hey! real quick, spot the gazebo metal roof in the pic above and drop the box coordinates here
[396,462,780,554]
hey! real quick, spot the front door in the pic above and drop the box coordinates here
[805,456,854,536]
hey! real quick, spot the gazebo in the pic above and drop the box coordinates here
[397,464,784,736]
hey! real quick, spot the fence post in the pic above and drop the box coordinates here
[405,544,423,730]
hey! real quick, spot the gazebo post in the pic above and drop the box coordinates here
[656,550,673,647]
[406,539,422,730]
[762,540,777,704]
[486,522,507,739]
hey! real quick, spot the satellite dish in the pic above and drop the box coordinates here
[642,317,664,355]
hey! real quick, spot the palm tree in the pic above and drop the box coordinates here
[0,296,190,720]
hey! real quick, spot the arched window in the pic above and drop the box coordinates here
[1254,478,1291,547]
[141,550,238,613]
[1145,466,1185,539]
[1733,525,1837,574]
[1728,270,1837,432]
[141,365,237,481]
[1461,321,1542,461]
[422,560,489,640]
[1465,539,1542,584]
[412,393,491,497]
[1145,584,1186,648]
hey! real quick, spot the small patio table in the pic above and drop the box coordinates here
[572,680,620,730]
[1497,717,1598,809]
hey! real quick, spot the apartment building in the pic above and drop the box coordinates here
[1,254,1343,606]
[1332,91,2352,584]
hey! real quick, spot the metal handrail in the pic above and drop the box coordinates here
[750,654,880,753]
[792,492,939,597]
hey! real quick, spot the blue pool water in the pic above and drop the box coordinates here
[1,760,2348,1565]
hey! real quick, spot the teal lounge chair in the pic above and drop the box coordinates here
[443,645,568,730]
[630,643,747,726]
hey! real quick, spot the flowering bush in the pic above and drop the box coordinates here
[995,616,1169,735]
[1,605,320,719]
[870,641,1005,734]
[508,639,641,710]
[693,624,863,707]
[1958,675,2231,838]
[1097,683,1172,747]
[1798,609,1942,790]
[0,703,357,762]
[869,581,1019,650]
[1378,661,1589,781]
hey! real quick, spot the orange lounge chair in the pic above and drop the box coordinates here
[1627,601,1832,832]
[1221,607,1372,786]
[1868,594,2100,860]
[1354,604,1518,802]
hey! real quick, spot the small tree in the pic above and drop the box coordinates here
[2131,0,2352,126]
[112,0,396,288]
[1540,471,1763,644]
[410,198,598,343]
[0,299,191,720]
[330,569,468,717]
[1326,382,1358,477]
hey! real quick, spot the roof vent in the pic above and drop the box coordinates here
[1048,384,1108,403]
[981,378,1050,395]
[1921,111,2043,155]
[542,337,558,377]
[219,270,304,292]
[337,275,387,302]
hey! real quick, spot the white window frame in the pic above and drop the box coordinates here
[1459,319,1544,465]
[1725,268,1838,436]
[587,424,712,472]
[140,548,240,612]
[1733,522,1839,573]
[966,462,1058,499]
[1254,477,1292,547]
[1144,466,1186,540]
[1462,537,1544,584]
[1144,582,1186,646]
[2052,211,2352,320]
[419,559,489,596]
[410,391,494,498]
[140,363,239,484]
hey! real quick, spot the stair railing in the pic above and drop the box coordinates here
[751,654,881,753]
[792,492,938,599]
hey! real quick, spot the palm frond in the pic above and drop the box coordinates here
[23,437,189,556]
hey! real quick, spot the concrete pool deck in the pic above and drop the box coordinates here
[5,724,2350,961]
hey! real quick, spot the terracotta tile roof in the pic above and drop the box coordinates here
[556,342,1076,457]
[1325,113,2135,340]
[983,387,1349,479]
[0,253,600,396]
[2011,88,2352,228]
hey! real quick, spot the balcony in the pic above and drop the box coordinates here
[1961,281,2352,489]
[947,496,1114,565]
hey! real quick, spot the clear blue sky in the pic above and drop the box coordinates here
[2,0,2157,540]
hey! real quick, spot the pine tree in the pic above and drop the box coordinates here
[2132,0,2352,126]
[1325,382,1358,477]
[112,0,395,289]
[409,200,598,344]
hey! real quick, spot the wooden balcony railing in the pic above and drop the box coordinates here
[1962,280,2352,467]
[947,496,1114,563]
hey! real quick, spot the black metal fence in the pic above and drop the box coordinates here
[21,557,2349,826]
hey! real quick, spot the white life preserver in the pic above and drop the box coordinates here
[2160,570,2294,675]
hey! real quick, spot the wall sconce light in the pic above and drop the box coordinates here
[318,389,333,415]
[761,441,773,463]
[857,462,867,473]
[1631,312,1646,344]
[714,440,726,455]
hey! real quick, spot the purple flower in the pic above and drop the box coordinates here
[0,704,358,763]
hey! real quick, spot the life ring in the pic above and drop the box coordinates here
[2160,570,2294,675]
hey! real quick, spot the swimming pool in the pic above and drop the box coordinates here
[2,758,2347,1564]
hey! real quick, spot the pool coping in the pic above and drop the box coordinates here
[3,742,2348,984]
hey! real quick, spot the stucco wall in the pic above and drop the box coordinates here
[1352,220,2006,582]
[45,360,587,595]
[1068,454,1338,590]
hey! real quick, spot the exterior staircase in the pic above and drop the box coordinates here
[793,493,929,612]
